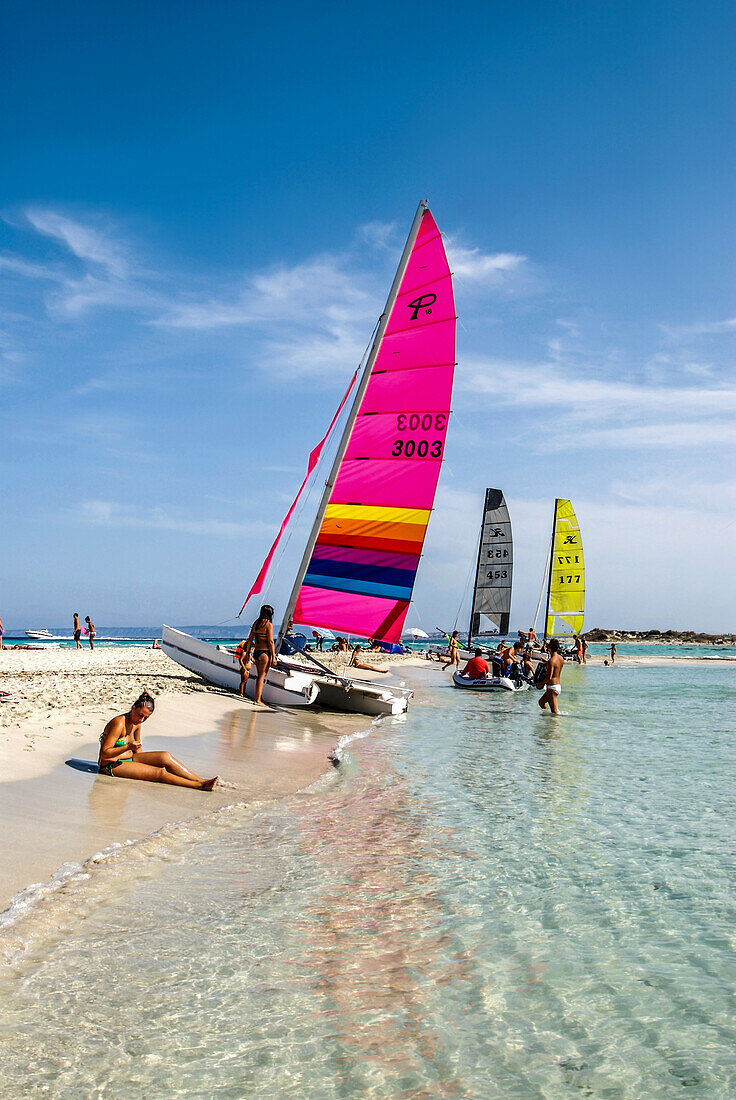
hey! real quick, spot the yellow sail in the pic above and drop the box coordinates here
[545,499,584,637]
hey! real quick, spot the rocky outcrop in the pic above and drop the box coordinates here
[583,628,735,644]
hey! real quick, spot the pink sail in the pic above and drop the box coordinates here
[294,208,455,642]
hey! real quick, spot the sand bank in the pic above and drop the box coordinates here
[0,647,388,920]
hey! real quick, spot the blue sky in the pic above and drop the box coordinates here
[2,1,735,632]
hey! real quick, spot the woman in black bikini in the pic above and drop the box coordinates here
[98,692,219,789]
[244,604,277,706]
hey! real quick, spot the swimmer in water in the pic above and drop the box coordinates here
[538,638,564,715]
[98,692,219,789]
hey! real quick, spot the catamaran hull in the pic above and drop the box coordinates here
[161,626,411,717]
[452,671,528,693]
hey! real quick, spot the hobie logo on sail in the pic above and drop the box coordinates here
[563,535,577,544]
[407,293,436,320]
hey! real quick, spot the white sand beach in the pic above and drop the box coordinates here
[0,646,418,922]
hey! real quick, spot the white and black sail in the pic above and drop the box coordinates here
[468,488,512,641]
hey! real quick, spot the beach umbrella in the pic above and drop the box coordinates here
[313,627,335,638]
[404,627,429,639]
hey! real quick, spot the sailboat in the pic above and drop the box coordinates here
[162,200,456,716]
[532,498,585,643]
[461,487,512,655]
[432,488,513,660]
[451,488,529,691]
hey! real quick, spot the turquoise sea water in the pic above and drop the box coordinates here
[6,627,736,662]
[1,660,735,1096]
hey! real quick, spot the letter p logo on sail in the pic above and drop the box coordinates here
[407,293,437,320]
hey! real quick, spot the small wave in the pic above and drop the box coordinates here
[329,715,385,766]
[0,799,251,968]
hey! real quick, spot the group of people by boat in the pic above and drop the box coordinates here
[439,628,567,713]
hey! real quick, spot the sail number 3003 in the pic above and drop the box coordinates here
[392,413,446,459]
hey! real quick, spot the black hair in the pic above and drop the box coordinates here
[474,648,483,656]
[133,691,155,712]
[548,638,561,653]
[259,605,274,622]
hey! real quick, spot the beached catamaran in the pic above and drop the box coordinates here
[533,498,585,640]
[162,200,456,715]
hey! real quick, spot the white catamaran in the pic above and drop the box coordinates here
[163,200,457,716]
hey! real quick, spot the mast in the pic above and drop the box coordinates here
[542,499,558,641]
[467,491,486,649]
[277,199,429,648]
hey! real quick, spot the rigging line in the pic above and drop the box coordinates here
[240,320,380,621]
[532,532,553,632]
[452,544,478,633]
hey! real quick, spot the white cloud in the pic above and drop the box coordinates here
[0,254,59,281]
[25,209,130,278]
[79,500,270,539]
[446,244,526,283]
[359,221,398,250]
[568,420,735,451]
[664,316,736,338]
[462,356,736,417]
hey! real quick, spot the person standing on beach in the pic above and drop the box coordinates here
[538,638,564,715]
[98,692,218,789]
[581,636,588,664]
[243,604,276,706]
[73,612,82,649]
[85,616,96,650]
[0,613,4,650]
[442,630,461,671]
[610,642,617,664]
[234,638,253,698]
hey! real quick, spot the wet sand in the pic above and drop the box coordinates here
[0,648,396,917]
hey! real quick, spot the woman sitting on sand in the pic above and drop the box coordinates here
[98,692,219,790]
[349,645,388,674]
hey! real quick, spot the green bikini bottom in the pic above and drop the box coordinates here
[99,758,134,776]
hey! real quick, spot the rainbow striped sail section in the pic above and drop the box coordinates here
[294,209,455,642]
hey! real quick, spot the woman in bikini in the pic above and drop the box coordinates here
[442,630,461,671]
[85,615,96,650]
[244,604,277,706]
[98,692,219,789]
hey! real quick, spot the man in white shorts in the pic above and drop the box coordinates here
[539,638,564,715]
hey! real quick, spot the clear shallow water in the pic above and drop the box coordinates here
[1,662,735,1096]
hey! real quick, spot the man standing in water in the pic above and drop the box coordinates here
[539,638,564,715]
[610,642,617,664]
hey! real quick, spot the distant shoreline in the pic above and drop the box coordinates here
[582,629,735,645]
